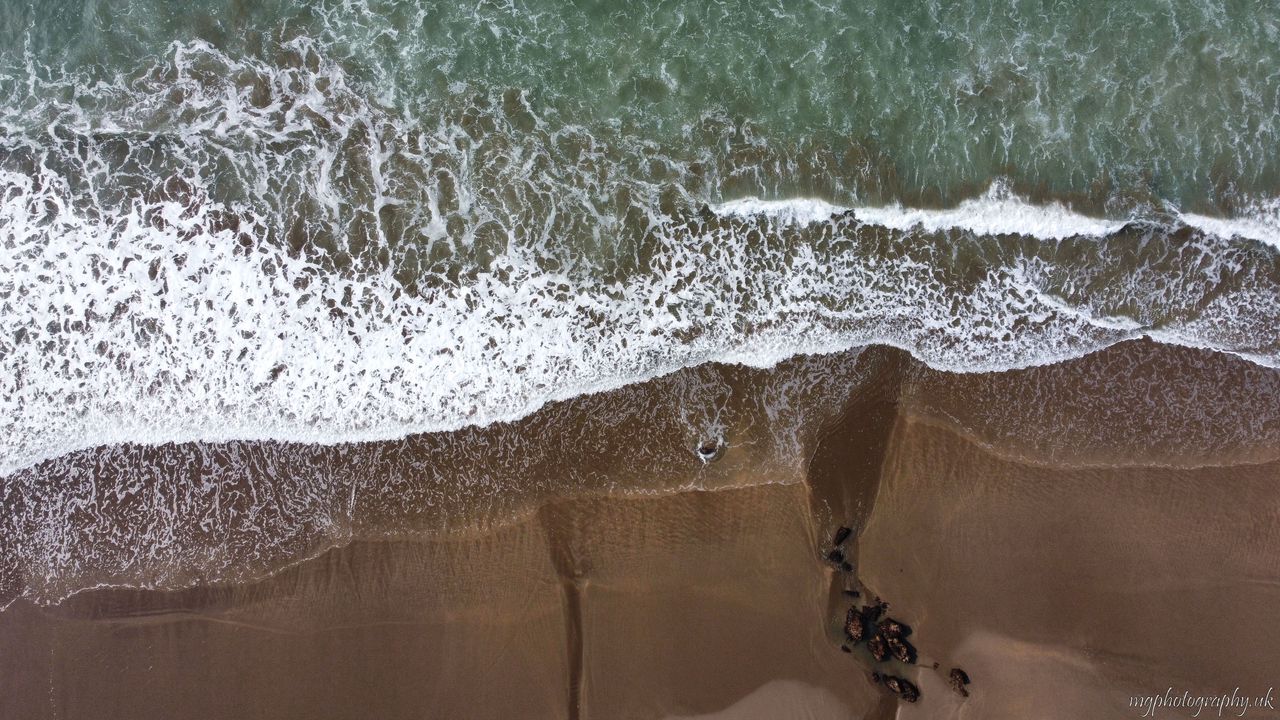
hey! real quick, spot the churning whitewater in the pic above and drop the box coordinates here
[2,5,1280,477]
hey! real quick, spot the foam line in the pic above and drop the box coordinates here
[718,185,1280,247]
[716,181,1128,240]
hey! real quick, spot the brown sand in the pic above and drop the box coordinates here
[2,340,1280,718]
[857,415,1280,719]
[1,484,877,720]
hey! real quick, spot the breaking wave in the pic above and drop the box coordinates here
[2,38,1280,476]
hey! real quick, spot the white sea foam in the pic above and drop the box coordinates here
[1180,198,1280,249]
[716,180,1128,240]
[719,183,1280,252]
[1,40,1279,480]
[712,197,847,226]
[0,170,1134,477]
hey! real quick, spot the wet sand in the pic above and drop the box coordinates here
[2,340,1280,718]
[0,483,878,720]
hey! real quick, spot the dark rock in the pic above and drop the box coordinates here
[949,668,971,697]
[883,676,920,703]
[864,598,888,622]
[698,204,716,221]
[878,618,910,638]
[826,548,845,565]
[842,589,861,598]
[840,644,852,653]
[832,526,852,546]
[868,634,889,662]
[696,438,723,462]
[840,561,854,573]
[844,606,866,643]
[887,636,916,664]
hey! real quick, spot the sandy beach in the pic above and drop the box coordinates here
[5,1,1280,716]
[1,483,878,719]
[2,340,1278,718]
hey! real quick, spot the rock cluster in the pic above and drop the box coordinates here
[871,672,921,703]
[825,521,975,707]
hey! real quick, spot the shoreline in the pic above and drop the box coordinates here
[3,339,1279,717]
[7,338,1280,607]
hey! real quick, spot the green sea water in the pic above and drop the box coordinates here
[3,0,1278,207]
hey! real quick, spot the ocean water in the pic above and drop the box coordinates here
[6,10,1280,718]
[1,5,1279,494]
